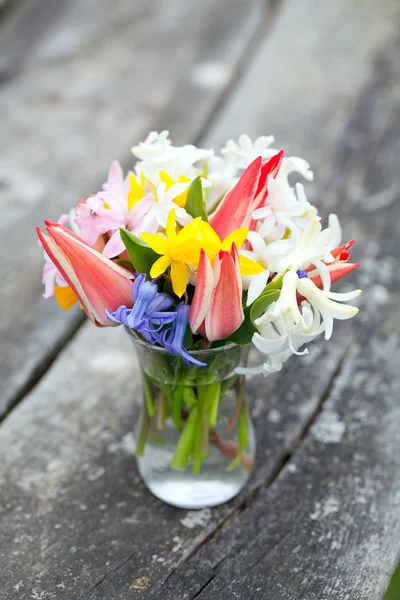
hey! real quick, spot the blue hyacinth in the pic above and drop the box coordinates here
[106,275,205,366]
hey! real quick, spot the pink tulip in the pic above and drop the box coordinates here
[37,221,135,326]
[209,152,283,241]
[189,245,244,342]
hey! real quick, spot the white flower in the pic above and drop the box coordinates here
[237,302,324,377]
[240,231,294,306]
[327,213,342,250]
[206,155,238,210]
[256,269,361,342]
[131,130,213,184]
[140,182,193,231]
[221,134,276,169]
[253,178,317,242]
[297,277,361,340]
[276,217,334,273]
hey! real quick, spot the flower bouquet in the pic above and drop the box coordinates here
[37,132,361,508]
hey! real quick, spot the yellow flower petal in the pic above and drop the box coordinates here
[159,170,175,189]
[150,255,172,278]
[166,208,177,240]
[141,233,169,255]
[239,255,264,276]
[174,175,191,207]
[178,175,191,184]
[128,173,145,210]
[54,285,79,310]
[170,260,188,297]
[177,216,202,242]
[221,227,248,251]
[173,189,189,208]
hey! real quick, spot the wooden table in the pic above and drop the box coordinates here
[1,1,399,598]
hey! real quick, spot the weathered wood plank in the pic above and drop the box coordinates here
[1,1,399,599]
[137,19,400,600]
[151,185,400,600]
[0,0,66,78]
[0,0,266,417]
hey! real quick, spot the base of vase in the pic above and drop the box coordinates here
[136,461,251,509]
[139,465,249,509]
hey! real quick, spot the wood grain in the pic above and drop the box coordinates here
[0,0,266,417]
[0,0,399,598]
[148,41,400,597]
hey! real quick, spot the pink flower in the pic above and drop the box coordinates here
[102,160,133,196]
[74,161,154,259]
[189,245,244,341]
[37,222,135,326]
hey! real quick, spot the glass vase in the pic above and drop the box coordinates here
[126,329,256,509]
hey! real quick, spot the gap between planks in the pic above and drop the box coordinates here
[0,0,284,423]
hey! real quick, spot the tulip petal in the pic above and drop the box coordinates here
[209,157,262,240]
[205,249,244,341]
[307,262,360,288]
[189,249,214,333]
[253,150,284,209]
[38,222,134,326]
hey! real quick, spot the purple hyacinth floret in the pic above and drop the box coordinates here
[106,274,176,344]
[107,275,205,367]
[296,270,308,279]
[159,303,206,367]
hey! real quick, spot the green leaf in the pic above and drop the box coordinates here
[120,228,159,277]
[265,273,284,291]
[185,176,208,221]
[114,259,136,273]
[250,289,280,324]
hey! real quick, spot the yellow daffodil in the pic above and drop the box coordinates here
[142,209,202,297]
[54,285,79,310]
[142,211,263,297]
[127,172,148,209]
[159,171,191,207]
[194,220,264,277]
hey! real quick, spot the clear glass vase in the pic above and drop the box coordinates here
[127,329,256,509]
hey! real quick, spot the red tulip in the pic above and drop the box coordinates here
[209,152,283,242]
[306,240,360,288]
[37,221,135,326]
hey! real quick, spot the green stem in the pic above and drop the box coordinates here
[157,391,166,430]
[136,405,151,457]
[172,385,183,429]
[193,386,205,473]
[170,406,198,470]
[207,381,221,427]
[226,399,249,471]
[142,371,156,417]
[226,376,244,432]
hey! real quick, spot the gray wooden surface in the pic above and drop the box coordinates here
[1,1,399,599]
